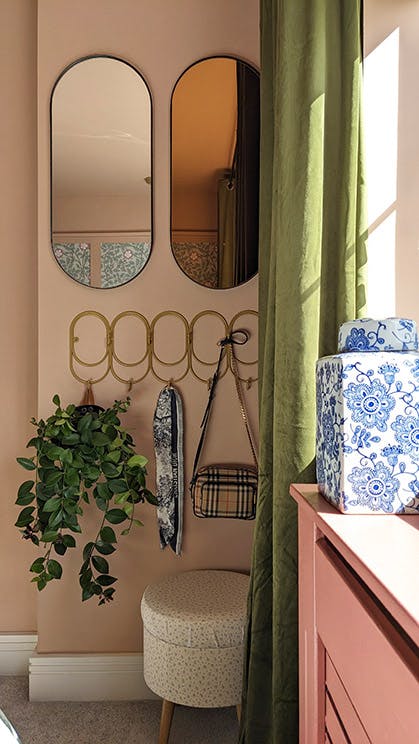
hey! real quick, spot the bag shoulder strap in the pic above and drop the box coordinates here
[190,331,258,486]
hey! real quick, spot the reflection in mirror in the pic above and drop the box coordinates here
[171,57,259,289]
[51,56,152,288]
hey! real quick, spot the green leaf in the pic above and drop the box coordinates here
[64,468,80,487]
[77,413,93,433]
[120,528,130,536]
[108,479,128,494]
[15,507,35,527]
[103,425,118,442]
[100,526,117,544]
[41,530,59,543]
[127,454,148,468]
[54,542,67,556]
[79,572,93,590]
[52,394,61,407]
[47,559,62,579]
[60,449,73,466]
[16,491,35,506]
[45,470,63,486]
[114,492,129,505]
[143,489,158,505]
[101,462,119,478]
[30,558,45,574]
[26,437,42,450]
[48,509,64,529]
[82,586,94,602]
[95,482,111,500]
[62,534,76,548]
[61,432,80,445]
[105,509,127,525]
[103,587,115,599]
[43,496,62,512]
[91,432,110,446]
[16,457,36,471]
[92,583,103,596]
[83,465,100,481]
[45,445,64,461]
[133,519,144,527]
[105,450,121,464]
[82,542,95,561]
[18,480,35,497]
[92,556,109,574]
[95,541,116,556]
[123,503,134,517]
[94,496,108,512]
[96,574,117,586]
[37,578,47,591]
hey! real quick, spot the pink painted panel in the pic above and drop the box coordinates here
[316,539,419,744]
[297,510,326,744]
[325,693,347,744]
[325,654,370,744]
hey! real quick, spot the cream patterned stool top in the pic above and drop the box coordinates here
[141,570,249,649]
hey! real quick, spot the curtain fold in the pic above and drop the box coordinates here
[239,1,367,742]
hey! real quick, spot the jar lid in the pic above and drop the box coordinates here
[338,317,418,353]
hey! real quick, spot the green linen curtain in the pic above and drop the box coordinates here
[239,1,367,742]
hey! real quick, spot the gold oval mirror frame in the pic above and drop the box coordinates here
[51,56,152,289]
[171,56,260,289]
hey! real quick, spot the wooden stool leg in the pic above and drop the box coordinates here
[236,704,242,722]
[159,699,175,744]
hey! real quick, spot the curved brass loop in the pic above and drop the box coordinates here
[111,311,151,367]
[190,310,229,366]
[110,355,152,385]
[149,362,190,385]
[70,353,111,385]
[150,311,189,366]
[228,310,259,366]
[69,311,111,384]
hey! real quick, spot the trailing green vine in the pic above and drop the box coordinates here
[15,395,156,605]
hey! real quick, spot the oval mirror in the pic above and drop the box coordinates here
[171,57,259,289]
[51,56,152,289]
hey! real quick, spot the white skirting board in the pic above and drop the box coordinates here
[29,653,159,702]
[0,634,38,675]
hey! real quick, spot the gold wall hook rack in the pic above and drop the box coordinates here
[69,309,258,388]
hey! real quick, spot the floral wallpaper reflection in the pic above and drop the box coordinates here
[100,242,151,288]
[172,242,218,288]
[53,242,91,286]
[53,240,150,288]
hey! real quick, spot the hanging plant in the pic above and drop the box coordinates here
[15,395,156,605]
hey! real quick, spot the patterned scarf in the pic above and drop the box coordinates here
[153,386,184,554]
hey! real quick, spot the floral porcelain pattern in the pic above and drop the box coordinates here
[316,349,419,514]
[53,242,91,286]
[100,242,150,288]
[338,317,418,353]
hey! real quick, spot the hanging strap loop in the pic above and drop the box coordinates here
[190,331,258,487]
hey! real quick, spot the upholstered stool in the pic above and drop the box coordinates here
[141,569,249,744]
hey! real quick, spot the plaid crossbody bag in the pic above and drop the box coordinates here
[190,331,258,519]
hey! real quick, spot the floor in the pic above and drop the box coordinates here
[0,677,240,744]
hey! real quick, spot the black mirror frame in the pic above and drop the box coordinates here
[50,54,154,290]
[170,54,260,291]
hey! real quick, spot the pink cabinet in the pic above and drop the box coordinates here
[290,484,419,744]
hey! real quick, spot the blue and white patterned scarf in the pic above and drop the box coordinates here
[153,386,184,554]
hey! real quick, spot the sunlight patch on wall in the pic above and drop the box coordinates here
[366,210,396,318]
[364,28,399,317]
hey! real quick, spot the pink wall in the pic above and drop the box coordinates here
[37,0,259,653]
[364,0,419,326]
[0,0,38,633]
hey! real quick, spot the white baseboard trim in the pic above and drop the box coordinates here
[0,633,38,675]
[29,653,159,702]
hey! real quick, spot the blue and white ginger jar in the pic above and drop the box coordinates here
[316,318,419,514]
